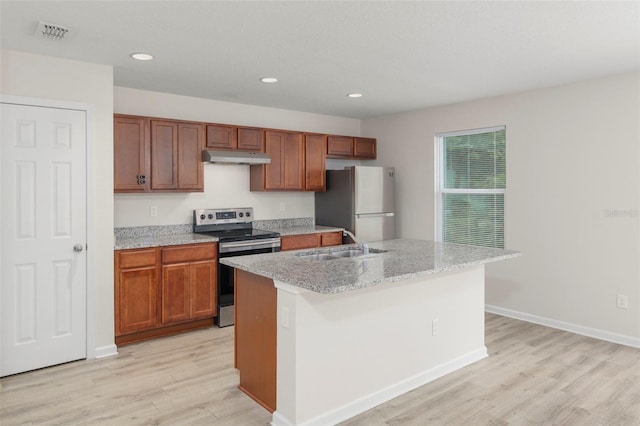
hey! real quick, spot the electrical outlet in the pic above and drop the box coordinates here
[279,202,286,212]
[432,318,439,336]
[617,294,628,309]
[149,206,158,217]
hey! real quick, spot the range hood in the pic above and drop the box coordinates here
[203,150,271,165]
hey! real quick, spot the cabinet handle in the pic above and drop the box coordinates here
[137,175,146,185]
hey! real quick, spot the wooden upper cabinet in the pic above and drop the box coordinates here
[114,115,149,192]
[304,134,327,191]
[150,120,178,190]
[263,131,285,189]
[251,131,303,191]
[354,137,377,159]
[150,120,204,192]
[206,124,237,150]
[283,132,304,190]
[327,136,354,158]
[238,127,265,152]
[177,123,204,191]
[205,124,264,152]
[327,135,377,159]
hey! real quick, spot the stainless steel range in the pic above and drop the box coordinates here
[193,207,280,327]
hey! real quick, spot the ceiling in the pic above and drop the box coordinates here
[1,1,639,119]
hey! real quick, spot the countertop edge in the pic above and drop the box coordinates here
[220,242,521,294]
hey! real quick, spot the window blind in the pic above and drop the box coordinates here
[437,127,506,248]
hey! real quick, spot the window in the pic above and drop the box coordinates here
[435,126,506,248]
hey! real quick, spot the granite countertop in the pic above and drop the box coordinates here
[220,239,521,294]
[114,218,343,250]
[262,225,343,236]
[115,233,219,250]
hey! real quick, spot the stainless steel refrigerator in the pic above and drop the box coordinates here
[315,166,395,241]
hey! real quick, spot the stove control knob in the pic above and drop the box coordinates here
[246,211,251,217]
[200,214,206,220]
[208,214,214,219]
[239,212,244,218]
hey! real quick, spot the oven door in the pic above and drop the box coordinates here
[217,239,280,327]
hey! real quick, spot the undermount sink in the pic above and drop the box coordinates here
[297,253,342,261]
[295,247,386,261]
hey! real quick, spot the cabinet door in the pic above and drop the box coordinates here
[283,133,304,190]
[206,124,237,149]
[115,249,159,336]
[117,266,159,335]
[150,120,178,190]
[190,260,217,319]
[327,136,354,157]
[354,137,377,159]
[162,263,191,324]
[177,123,204,191]
[114,115,149,192]
[263,131,285,189]
[238,127,264,152]
[304,134,326,191]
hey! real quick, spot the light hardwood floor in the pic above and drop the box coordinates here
[1,313,639,425]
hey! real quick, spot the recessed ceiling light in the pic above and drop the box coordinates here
[131,52,154,61]
[260,77,278,83]
[347,93,363,98]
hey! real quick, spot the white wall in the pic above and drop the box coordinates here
[1,50,115,355]
[364,72,640,343]
[114,87,361,227]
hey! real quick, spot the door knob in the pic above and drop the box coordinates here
[73,244,84,253]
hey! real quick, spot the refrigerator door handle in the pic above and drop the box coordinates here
[355,212,395,218]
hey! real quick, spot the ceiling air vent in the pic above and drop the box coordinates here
[35,21,71,41]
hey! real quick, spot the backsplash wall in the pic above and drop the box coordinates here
[114,164,315,227]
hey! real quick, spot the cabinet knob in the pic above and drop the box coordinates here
[137,174,146,185]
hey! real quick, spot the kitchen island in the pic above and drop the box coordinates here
[221,239,520,426]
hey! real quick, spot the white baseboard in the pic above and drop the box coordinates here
[93,344,118,359]
[271,347,487,426]
[485,304,640,349]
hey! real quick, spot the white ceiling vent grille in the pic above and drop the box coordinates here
[35,21,71,41]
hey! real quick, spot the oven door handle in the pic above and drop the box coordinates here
[219,238,281,252]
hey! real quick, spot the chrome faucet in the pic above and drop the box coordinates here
[343,230,369,255]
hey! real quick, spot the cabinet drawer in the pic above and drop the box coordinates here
[118,248,157,269]
[320,232,343,247]
[162,243,217,264]
[280,234,320,251]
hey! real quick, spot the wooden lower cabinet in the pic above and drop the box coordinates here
[235,269,277,413]
[280,231,343,251]
[115,243,217,345]
[115,249,159,335]
[162,260,217,325]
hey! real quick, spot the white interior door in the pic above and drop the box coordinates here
[1,102,87,377]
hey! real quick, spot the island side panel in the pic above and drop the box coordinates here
[235,269,277,413]
[273,265,487,426]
